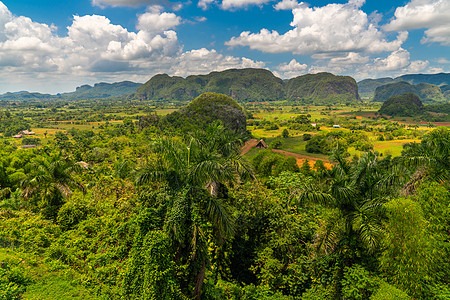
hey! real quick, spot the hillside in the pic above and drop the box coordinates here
[0,91,57,101]
[357,78,394,98]
[358,72,450,98]
[162,92,247,132]
[378,93,423,117]
[0,81,141,101]
[134,68,285,102]
[285,72,360,104]
[61,81,141,99]
[135,69,360,103]
[372,81,447,102]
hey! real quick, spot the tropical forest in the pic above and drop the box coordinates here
[0,69,449,300]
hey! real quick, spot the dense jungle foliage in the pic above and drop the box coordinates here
[0,92,449,300]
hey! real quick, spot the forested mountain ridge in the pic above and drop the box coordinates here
[372,81,448,102]
[0,81,141,101]
[358,72,450,98]
[134,69,360,103]
[60,81,141,99]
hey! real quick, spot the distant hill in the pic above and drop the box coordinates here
[0,91,57,101]
[372,81,448,103]
[358,73,450,98]
[61,81,141,99]
[357,78,395,98]
[162,92,248,132]
[379,93,423,117]
[135,69,360,103]
[285,72,360,104]
[134,68,285,102]
[0,81,141,101]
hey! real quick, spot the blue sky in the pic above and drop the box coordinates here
[0,0,449,93]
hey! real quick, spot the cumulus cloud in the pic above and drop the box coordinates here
[137,9,181,32]
[226,0,408,54]
[372,48,410,72]
[92,0,170,8]
[384,0,450,45]
[0,2,269,93]
[198,0,216,10]
[171,48,265,76]
[0,3,183,90]
[221,0,272,10]
[274,0,300,11]
[198,0,272,10]
[275,58,307,78]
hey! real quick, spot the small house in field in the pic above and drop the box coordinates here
[19,130,35,135]
[255,139,268,149]
[21,145,37,149]
[333,125,341,129]
[13,134,22,139]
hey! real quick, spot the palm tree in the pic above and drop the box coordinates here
[20,156,86,220]
[402,127,449,186]
[300,150,403,260]
[136,124,251,299]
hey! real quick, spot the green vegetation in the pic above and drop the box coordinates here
[373,81,448,103]
[379,93,423,117]
[134,68,285,102]
[0,91,449,300]
[285,72,360,104]
[358,72,450,98]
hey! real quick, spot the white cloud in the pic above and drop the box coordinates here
[198,0,272,10]
[0,2,270,93]
[195,16,207,22]
[277,59,306,71]
[406,60,429,73]
[221,0,272,10]
[384,0,450,45]
[226,0,407,54]
[198,0,216,10]
[276,58,307,78]
[274,0,300,11]
[172,48,265,76]
[92,0,165,8]
[137,10,181,32]
[372,48,410,72]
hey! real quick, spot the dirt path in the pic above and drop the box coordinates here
[241,139,333,169]
[272,149,333,169]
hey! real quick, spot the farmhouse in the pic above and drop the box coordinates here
[255,139,268,149]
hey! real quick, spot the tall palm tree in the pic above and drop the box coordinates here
[402,127,449,186]
[20,156,86,220]
[300,150,403,260]
[136,123,251,299]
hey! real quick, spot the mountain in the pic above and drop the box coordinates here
[378,93,423,117]
[372,82,447,103]
[358,73,450,98]
[161,92,248,132]
[134,68,285,102]
[135,69,360,103]
[285,72,360,104]
[0,81,141,101]
[396,73,450,86]
[0,91,57,101]
[357,78,395,98]
[61,81,141,99]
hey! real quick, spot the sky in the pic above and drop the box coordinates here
[0,0,449,93]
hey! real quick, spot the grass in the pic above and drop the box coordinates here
[0,249,99,300]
